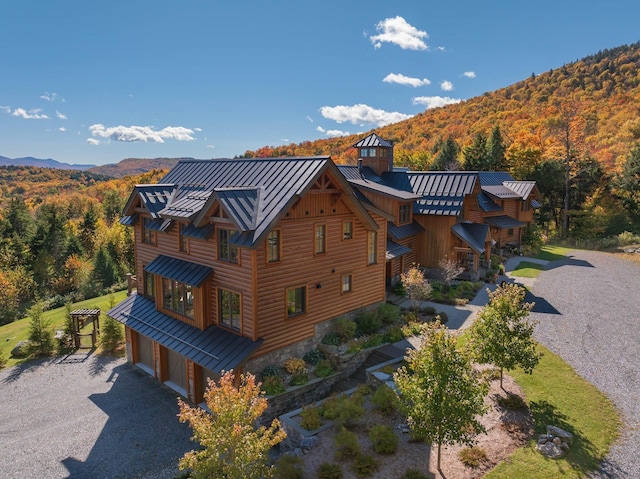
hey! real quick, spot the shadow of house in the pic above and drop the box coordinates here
[62,363,193,479]
[544,257,595,271]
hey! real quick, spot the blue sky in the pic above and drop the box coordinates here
[1,1,639,166]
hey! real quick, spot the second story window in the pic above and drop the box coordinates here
[219,289,241,331]
[315,224,326,254]
[142,217,156,245]
[267,230,280,263]
[162,278,194,319]
[367,231,377,265]
[343,221,353,240]
[219,228,239,263]
[143,269,155,298]
[399,204,411,224]
[521,200,530,212]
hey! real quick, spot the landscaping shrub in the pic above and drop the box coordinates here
[321,332,342,346]
[333,317,357,341]
[101,315,124,352]
[334,428,361,460]
[353,383,372,400]
[303,348,325,366]
[299,404,323,431]
[392,281,406,296]
[354,308,382,335]
[27,302,54,357]
[496,392,528,410]
[376,303,401,325]
[458,446,487,467]
[371,385,399,416]
[283,357,306,375]
[435,312,448,324]
[368,424,398,454]
[351,454,379,477]
[314,359,335,378]
[402,320,427,337]
[480,367,501,382]
[421,305,436,315]
[401,469,434,479]
[0,352,6,370]
[274,454,305,479]
[317,462,343,479]
[362,333,385,348]
[262,364,282,378]
[322,395,365,429]
[261,375,286,395]
[289,372,309,386]
[383,325,404,343]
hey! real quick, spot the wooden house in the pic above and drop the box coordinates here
[108,157,387,403]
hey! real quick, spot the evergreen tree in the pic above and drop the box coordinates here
[103,189,125,225]
[487,126,507,171]
[27,301,54,357]
[101,315,124,352]
[616,143,640,219]
[93,247,118,288]
[463,132,489,170]
[430,137,461,170]
[79,203,99,256]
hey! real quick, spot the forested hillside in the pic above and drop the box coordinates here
[0,168,167,325]
[88,157,191,178]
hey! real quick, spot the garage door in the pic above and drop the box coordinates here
[136,334,154,375]
[165,349,187,396]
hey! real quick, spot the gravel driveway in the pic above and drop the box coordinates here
[530,249,640,478]
[0,354,193,479]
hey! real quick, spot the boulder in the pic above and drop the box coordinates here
[11,340,30,358]
[547,425,574,445]
[537,441,566,459]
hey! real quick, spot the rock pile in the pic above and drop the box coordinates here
[536,425,574,459]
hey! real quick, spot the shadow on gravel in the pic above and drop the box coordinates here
[544,257,594,272]
[530,400,611,476]
[87,354,124,377]
[1,356,52,384]
[523,290,561,315]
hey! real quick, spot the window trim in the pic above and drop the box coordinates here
[398,203,412,225]
[341,273,353,294]
[143,268,155,299]
[314,223,326,255]
[266,229,281,263]
[342,220,353,240]
[286,285,307,318]
[142,217,156,245]
[367,231,377,265]
[161,277,194,320]
[218,228,239,264]
[218,288,242,332]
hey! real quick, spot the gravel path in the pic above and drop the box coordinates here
[0,354,193,479]
[529,249,640,478]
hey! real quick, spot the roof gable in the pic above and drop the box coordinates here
[353,133,393,148]
[122,184,176,218]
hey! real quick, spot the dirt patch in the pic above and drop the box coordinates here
[293,371,533,479]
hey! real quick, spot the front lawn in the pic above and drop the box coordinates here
[535,245,572,262]
[0,290,128,369]
[485,344,621,478]
[511,261,547,278]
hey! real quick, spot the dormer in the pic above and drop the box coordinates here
[353,133,394,176]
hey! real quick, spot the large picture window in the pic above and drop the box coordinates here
[315,224,326,254]
[219,289,241,331]
[367,231,377,265]
[267,230,280,263]
[287,287,306,317]
[218,228,239,263]
[162,278,194,319]
[142,217,156,245]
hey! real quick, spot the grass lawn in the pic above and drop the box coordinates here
[511,245,572,279]
[0,290,128,369]
[485,344,621,479]
[535,245,572,262]
[511,261,547,278]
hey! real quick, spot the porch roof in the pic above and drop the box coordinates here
[107,294,262,374]
[386,240,411,260]
[484,215,526,229]
[144,255,212,286]
[451,223,489,254]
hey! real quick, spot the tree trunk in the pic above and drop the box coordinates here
[500,366,504,390]
[437,443,442,471]
[563,161,570,237]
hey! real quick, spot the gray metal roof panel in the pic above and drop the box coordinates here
[477,192,502,212]
[181,224,215,240]
[107,294,262,373]
[137,185,176,217]
[144,254,213,286]
[531,199,542,208]
[386,240,411,260]
[145,218,173,232]
[477,171,515,186]
[160,190,211,219]
[388,221,424,240]
[337,165,383,183]
[484,215,527,229]
[482,185,522,199]
[120,214,137,226]
[414,198,464,216]
[503,181,536,199]
[347,179,422,200]
[451,223,489,254]
[353,133,393,148]
[216,187,261,231]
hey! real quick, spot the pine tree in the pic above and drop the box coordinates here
[93,247,118,288]
[487,126,507,171]
[27,301,54,357]
[463,132,489,170]
[431,137,461,170]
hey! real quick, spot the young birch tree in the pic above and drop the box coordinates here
[177,370,286,479]
[394,322,488,472]
[469,282,542,389]
[400,265,432,313]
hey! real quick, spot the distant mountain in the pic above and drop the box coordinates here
[0,155,95,170]
[88,157,194,178]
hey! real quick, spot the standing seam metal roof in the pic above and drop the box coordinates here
[144,254,213,286]
[353,133,393,148]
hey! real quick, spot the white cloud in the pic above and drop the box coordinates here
[194,127,202,132]
[12,108,49,119]
[383,73,431,87]
[412,96,462,109]
[86,138,100,145]
[59,127,66,132]
[281,138,290,143]
[320,104,412,127]
[317,126,350,137]
[56,110,67,120]
[436,46,446,52]
[306,116,314,123]
[88,124,196,143]
[40,92,57,101]
[1,105,10,114]
[440,80,454,91]
[369,16,428,51]
[206,144,215,149]
[463,71,476,78]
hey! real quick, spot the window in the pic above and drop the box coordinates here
[218,228,239,263]
[142,217,156,245]
[342,274,352,293]
[179,223,189,253]
[380,149,388,158]
[266,230,280,263]
[315,224,326,254]
[219,289,241,331]
[367,231,377,265]
[143,269,155,298]
[399,204,411,224]
[508,228,514,236]
[343,221,353,240]
[521,200,530,212]
[162,278,194,319]
[287,287,306,317]
[360,148,369,157]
